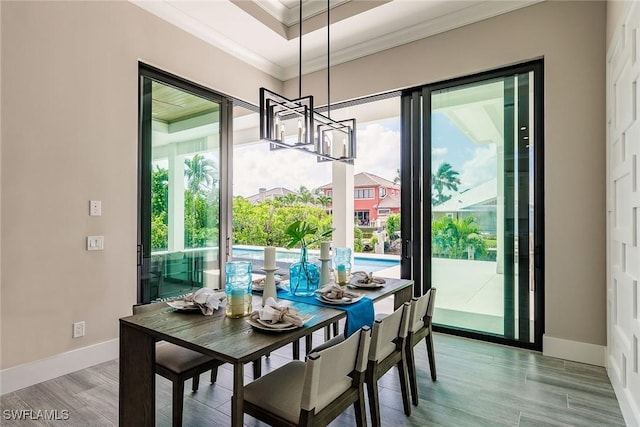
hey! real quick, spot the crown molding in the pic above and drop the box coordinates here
[132,0,543,82]
[281,0,543,80]
[131,0,287,79]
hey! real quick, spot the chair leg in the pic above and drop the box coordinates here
[191,374,200,392]
[172,380,185,427]
[426,332,437,381]
[396,356,411,416]
[210,366,218,383]
[406,342,419,406]
[305,334,313,356]
[293,339,300,360]
[365,366,382,427]
[353,387,367,427]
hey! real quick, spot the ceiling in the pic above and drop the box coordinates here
[132,0,542,81]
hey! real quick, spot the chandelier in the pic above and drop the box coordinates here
[259,0,356,163]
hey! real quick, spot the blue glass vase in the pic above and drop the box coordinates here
[225,261,252,318]
[333,247,352,285]
[289,247,320,296]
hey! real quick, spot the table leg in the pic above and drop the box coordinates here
[231,361,245,427]
[119,322,155,426]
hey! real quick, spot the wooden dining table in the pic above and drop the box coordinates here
[119,277,414,427]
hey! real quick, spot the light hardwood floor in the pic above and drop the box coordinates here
[0,332,625,426]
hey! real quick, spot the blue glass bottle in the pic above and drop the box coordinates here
[289,246,320,296]
[333,247,352,285]
[225,261,252,318]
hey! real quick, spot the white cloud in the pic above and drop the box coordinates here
[432,147,448,157]
[234,144,331,197]
[352,123,400,182]
[233,122,401,197]
[458,144,497,188]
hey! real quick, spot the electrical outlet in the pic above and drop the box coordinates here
[73,321,85,338]
[89,200,102,216]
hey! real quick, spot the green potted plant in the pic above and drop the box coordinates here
[284,220,332,296]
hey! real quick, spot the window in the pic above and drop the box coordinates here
[380,187,387,198]
[354,188,374,199]
[138,64,230,303]
[378,208,391,215]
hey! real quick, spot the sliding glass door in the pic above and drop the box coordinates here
[401,61,543,348]
[138,64,231,303]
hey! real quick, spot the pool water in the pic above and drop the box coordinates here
[232,247,399,273]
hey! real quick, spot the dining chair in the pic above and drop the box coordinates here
[366,302,412,427]
[243,327,372,427]
[405,288,437,405]
[132,302,224,427]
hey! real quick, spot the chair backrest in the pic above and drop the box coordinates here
[408,288,436,334]
[133,301,169,315]
[369,303,410,363]
[300,327,371,413]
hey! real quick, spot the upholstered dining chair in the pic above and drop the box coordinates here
[366,302,412,427]
[132,302,224,427]
[243,327,371,427]
[405,288,437,405]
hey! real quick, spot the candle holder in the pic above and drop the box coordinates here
[319,257,332,285]
[261,267,278,306]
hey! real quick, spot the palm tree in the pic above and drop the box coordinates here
[431,216,486,259]
[432,163,461,206]
[296,186,315,204]
[276,193,299,206]
[184,154,217,194]
[316,194,332,208]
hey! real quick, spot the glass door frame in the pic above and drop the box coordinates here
[137,63,233,304]
[400,60,545,350]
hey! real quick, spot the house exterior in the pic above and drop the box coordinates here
[432,178,498,235]
[319,172,400,227]
[246,187,295,204]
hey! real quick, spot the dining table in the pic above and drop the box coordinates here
[119,277,414,427]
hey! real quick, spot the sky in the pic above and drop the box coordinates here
[431,112,497,192]
[233,119,402,197]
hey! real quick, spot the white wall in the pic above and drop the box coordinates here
[287,1,608,358]
[0,0,279,391]
[606,1,640,425]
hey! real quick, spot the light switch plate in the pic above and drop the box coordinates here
[87,235,104,251]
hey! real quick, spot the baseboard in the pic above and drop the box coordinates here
[542,334,606,366]
[0,339,119,395]
[608,353,640,427]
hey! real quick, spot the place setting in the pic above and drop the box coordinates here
[315,284,364,305]
[166,288,226,315]
[251,273,287,293]
[247,297,314,332]
[347,271,387,289]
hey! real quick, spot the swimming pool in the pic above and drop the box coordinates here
[232,247,400,273]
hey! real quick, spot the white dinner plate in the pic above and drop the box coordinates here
[252,282,286,292]
[316,293,364,305]
[247,314,314,332]
[348,282,385,289]
[166,300,200,311]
